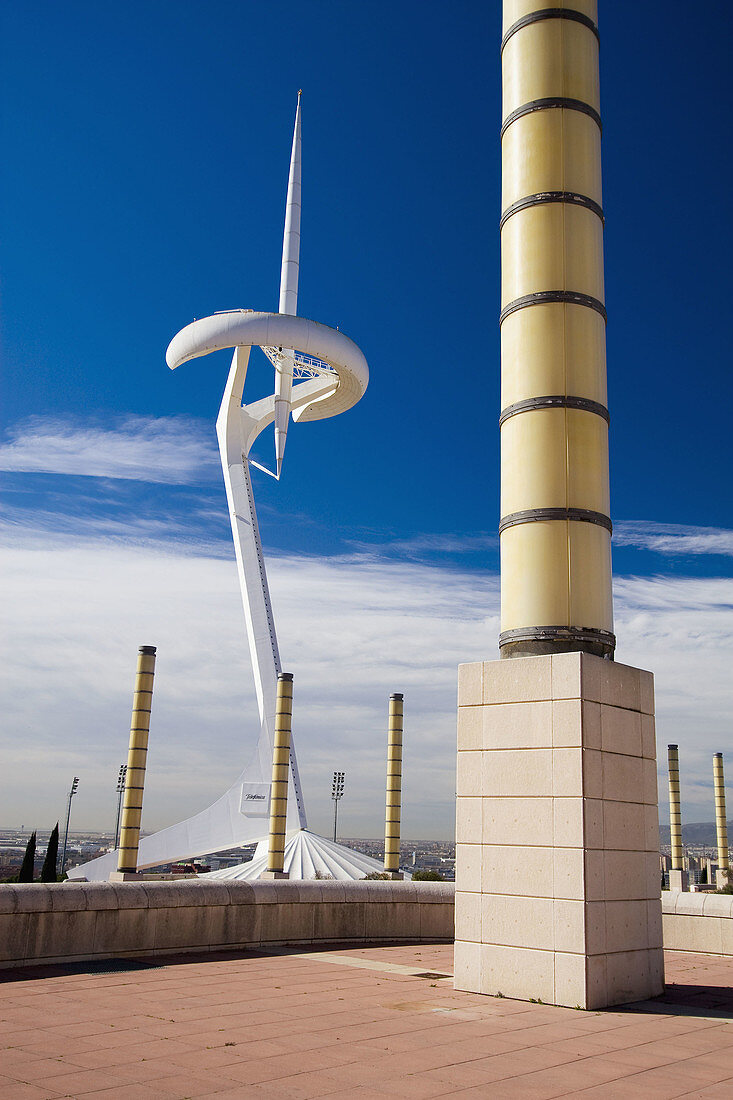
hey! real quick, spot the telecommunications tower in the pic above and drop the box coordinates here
[72,95,382,882]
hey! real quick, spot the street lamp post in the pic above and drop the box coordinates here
[114,764,127,849]
[60,776,80,877]
[331,771,345,842]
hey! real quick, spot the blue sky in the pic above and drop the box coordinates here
[1,2,731,838]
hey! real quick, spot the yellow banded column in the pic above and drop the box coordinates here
[713,753,729,883]
[500,0,614,659]
[667,744,687,891]
[116,645,156,876]
[384,693,404,879]
[262,673,293,879]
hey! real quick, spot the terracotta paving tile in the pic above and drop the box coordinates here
[24,1067,132,1095]
[12,1034,128,1060]
[687,1045,733,1072]
[427,1046,581,1088]
[148,1072,242,1096]
[74,1028,146,1051]
[369,1074,460,1098]
[683,1081,733,1099]
[6,1056,84,1081]
[241,1082,388,1100]
[290,1066,396,1095]
[80,1086,173,1100]
[0,1078,66,1100]
[116,1057,230,1086]
[41,1020,126,1040]
[58,1045,172,1072]
[165,1046,250,1071]
[668,1056,733,1085]
[201,1037,293,1059]
[316,1090,398,1100]
[308,1060,403,1090]
[487,1056,648,1098]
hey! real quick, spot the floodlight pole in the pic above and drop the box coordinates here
[60,776,80,876]
[332,771,345,842]
[114,764,127,849]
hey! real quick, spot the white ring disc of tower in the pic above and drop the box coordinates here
[166,310,368,422]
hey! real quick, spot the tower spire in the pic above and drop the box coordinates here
[274,90,302,478]
[279,89,301,316]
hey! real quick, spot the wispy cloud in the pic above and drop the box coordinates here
[348,531,498,562]
[1,510,731,837]
[615,521,733,557]
[0,415,219,484]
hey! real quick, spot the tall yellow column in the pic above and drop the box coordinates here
[384,693,404,879]
[500,0,614,659]
[117,646,156,874]
[713,753,729,873]
[667,744,683,872]
[263,673,293,879]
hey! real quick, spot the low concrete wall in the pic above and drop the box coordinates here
[662,890,733,955]
[4,883,730,972]
[0,880,455,971]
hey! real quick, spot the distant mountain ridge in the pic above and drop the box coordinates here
[659,820,733,847]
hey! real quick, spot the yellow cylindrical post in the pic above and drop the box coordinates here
[713,753,729,873]
[384,693,404,878]
[667,745,683,872]
[117,645,156,874]
[499,1,614,659]
[265,673,293,877]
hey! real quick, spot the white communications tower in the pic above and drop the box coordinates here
[73,94,382,881]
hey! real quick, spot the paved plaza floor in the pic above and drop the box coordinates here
[1,944,733,1098]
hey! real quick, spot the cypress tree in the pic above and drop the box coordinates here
[41,823,60,883]
[18,831,36,882]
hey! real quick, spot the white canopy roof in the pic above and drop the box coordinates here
[204,830,401,882]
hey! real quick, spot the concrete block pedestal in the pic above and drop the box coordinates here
[669,869,690,892]
[454,652,664,1009]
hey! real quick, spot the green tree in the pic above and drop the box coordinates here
[411,869,444,881]
[18,831,37,882]
[41,823,60,883]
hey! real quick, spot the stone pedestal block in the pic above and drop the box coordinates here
[669,869,690,892]
[454,652,664,1009]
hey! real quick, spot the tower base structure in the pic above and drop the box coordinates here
[454,652,663,1009]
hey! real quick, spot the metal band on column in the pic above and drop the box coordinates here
[499,395,610,427]
[500,291,607,325]
[266,673,293,875]
[668,745,683,872]
[384,693,404,876]
[501,8,600,52]
[713,753,729,872]
[117,646,157,874]
[500,191,604,229]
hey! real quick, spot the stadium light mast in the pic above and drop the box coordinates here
[331,771,345,842]
[114,763,127,849]
[60,776,79,876]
